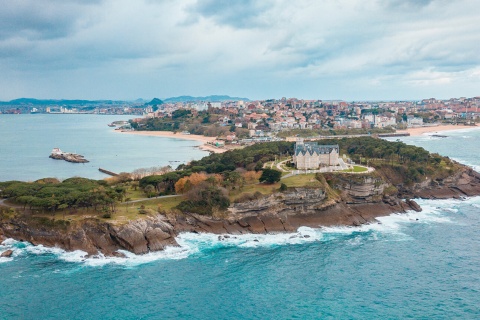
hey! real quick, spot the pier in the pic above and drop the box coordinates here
[98,168,119,176]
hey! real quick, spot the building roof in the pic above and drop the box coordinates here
[294,142,339,156]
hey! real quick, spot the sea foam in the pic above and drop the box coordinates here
[1,196,478,267]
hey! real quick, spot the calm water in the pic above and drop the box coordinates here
[1,124,480,319]
[0,114,208,181]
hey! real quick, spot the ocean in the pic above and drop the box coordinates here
[1,120,480,319]
[0,114,209,181]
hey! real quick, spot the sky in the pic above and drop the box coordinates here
[0,0,479,101]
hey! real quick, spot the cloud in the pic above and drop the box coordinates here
[187,0,274,28]
[0,0,103,41]
[0,0,479,100]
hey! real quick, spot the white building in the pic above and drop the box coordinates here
[407,116,423,127]
[293,141,339,169]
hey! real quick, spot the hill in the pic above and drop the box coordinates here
[163,95,249,103]
[0,98,129,106]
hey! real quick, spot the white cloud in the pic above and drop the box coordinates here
[0,0,479,100]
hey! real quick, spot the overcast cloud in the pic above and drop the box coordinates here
[0,0,479,101]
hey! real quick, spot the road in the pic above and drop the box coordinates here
[0,195,180,209]
[0,198,23,208]
[124,194,180,204]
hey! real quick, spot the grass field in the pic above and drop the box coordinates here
[341,165,368,173]
[229,183,280,201]
[282,173,323,187]
[113,196,184,223]
[25,195,185,225]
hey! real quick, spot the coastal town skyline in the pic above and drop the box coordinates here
[1,0,479,101]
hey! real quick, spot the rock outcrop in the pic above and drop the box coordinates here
[49,152,89,163]
[0,215,177,256]
[1,166,479,256]
[1,249,13,258]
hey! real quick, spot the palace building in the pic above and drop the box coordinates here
[293,140,339,169]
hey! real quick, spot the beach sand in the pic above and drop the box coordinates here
[117,130,228,153]
[398,124,478,136]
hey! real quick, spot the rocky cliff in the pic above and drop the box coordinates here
[1,166,480,256]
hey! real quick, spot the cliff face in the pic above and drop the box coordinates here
[412,167,480,199]
[0,215,177,256]
[1,166,480,256]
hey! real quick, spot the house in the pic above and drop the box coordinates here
[407,116,423,127]
[293,140,339,169]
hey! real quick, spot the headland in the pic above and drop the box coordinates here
[2,137,480,258]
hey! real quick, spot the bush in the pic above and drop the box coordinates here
[176,183,230,215]
[233,191,264,203]
[259,169,282,184]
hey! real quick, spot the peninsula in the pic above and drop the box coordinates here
[2,138,480,257]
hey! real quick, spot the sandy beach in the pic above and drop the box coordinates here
[117,130,228,153]
[398,124,478,136]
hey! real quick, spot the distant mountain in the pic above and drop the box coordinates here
[147,98,164,106]
[163,95,249,103]
[0,98,130,106]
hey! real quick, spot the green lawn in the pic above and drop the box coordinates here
[229,183,280,201]
[125,188,147,200]
[113,195,184,224]
[282,173,323,187]
[341,165,368,173]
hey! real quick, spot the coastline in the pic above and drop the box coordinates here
[399,124,478,136]
[2,155,480,256]
[117,130,228,153]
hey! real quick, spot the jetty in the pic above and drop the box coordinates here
[98,168,119,176]
[49,148,89,163]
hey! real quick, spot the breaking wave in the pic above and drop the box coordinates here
[1,196,478,267]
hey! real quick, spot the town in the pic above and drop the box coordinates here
[125,96,479,144]
[2,97,479,143]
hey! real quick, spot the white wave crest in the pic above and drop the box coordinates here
[2,196,478,266]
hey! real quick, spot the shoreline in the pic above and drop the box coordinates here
[2,152,480,256]
[399,124,479,136]
[116,130,228,153]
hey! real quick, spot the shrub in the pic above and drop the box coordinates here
[176,183,230,215]
[259,169,282,184]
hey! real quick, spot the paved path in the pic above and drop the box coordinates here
[0,198,23,208]
[281,164,374,179]
[276,159,291,172]
[124,194,180,204]
[0,195,181,208]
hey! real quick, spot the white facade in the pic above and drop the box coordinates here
[293,142,339,169]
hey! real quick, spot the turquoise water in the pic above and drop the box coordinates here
[0,114,208,181]
[1,125,480,319]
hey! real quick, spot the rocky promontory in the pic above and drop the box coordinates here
[49,148,89,163]
[2,165,479,257]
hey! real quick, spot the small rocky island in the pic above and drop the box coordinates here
[49,148,89,163]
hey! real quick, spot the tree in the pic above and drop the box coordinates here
[144,185,156,198]
[177,183,230,215]
[174,172,208,194]
[259,169,282,184]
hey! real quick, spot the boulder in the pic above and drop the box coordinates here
[1,249,13,258]
[406,199,422,212]
[112,251,127,258]
[145,228,177,251]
